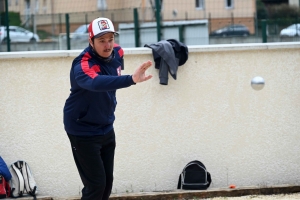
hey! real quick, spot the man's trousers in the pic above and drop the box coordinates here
[67,129,116,200]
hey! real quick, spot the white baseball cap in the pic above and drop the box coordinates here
[88,17,118,39]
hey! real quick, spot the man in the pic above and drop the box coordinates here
[63,17,152,200]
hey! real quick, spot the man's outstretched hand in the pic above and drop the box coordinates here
[132,60,153,83]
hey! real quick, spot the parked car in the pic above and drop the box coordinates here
[73,24,89,35]
[0,26,40,43]
[210,24,250,37]
[69,24,89,40]
[280,24,300,37]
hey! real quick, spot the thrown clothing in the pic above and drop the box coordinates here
[145,39,188,85]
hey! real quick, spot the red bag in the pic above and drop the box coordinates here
[4,178,10,198]
[0,175,6,198]
[0,175,10,198]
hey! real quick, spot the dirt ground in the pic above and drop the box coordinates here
[206,192,300,200]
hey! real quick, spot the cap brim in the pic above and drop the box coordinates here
[94,31,119,38]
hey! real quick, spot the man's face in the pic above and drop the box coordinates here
[90,32,114,58]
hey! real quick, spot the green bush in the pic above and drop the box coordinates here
[267,4,300,19]
[256,1,300,32]
[0,11,21,26]
[256,0,268,20]
[266,4,300,29]
[268,4,300,19]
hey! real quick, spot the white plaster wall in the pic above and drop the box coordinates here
[0,43,300,198]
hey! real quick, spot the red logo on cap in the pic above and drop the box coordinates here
[98,20,110,30]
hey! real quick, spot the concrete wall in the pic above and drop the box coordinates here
[0,42,300,198]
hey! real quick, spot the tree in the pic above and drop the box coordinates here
[0,11,21,26]
[256,0,268,20]
[267,4,300,19]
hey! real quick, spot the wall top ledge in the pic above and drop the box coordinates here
[0,42,299,59]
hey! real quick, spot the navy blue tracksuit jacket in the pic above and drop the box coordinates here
[63,44,135,136]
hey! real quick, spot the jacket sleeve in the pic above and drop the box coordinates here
[72,54,135,92]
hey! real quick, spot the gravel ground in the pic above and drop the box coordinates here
[206,192,300,200]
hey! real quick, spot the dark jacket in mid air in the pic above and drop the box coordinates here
[145,39,188,85]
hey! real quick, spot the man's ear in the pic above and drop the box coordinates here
[89,38,94,48]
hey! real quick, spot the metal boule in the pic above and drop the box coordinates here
[251,76,265,91]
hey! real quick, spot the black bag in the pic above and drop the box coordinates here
[177,160,212,190]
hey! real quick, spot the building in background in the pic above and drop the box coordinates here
[3,0,298,36]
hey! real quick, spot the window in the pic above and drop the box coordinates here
[97,0,107,10]
[34,0,39,13]
[9,27,17,33]
[225,0,234,8]
[43,0,47,13]
[196,0,205,9]
[16,27,26,33]
[25,0,30,9]
[15,0,18,6]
